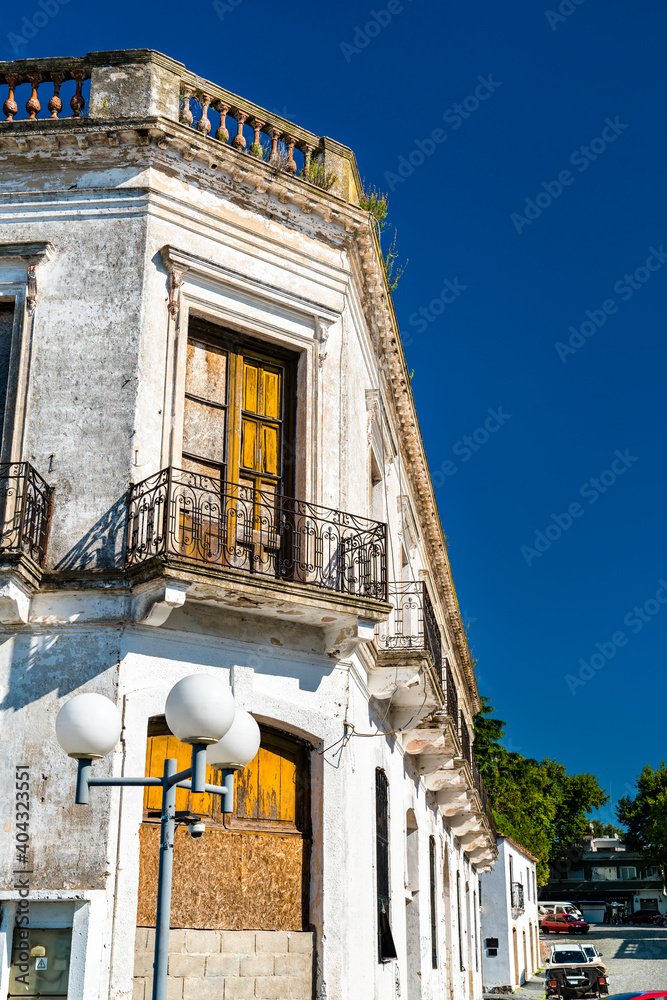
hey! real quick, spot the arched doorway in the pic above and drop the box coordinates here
[512,926,519,986]
[529,921,535,973]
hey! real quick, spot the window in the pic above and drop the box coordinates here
[182,321,297,496]
[592,866,617,880]
[0,302,14,448]
[376,769,396,962]
[429,837,438,969]
[138,718,311,931]
[619,867,637,880]
[526,867,531,901]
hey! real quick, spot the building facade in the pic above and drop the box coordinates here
[543,836,666,924]
[480,837,540,992]
[0,50,496,1000]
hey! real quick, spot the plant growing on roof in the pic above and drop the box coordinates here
[359,184,389,228]
[248,141,266,160]
[302,159,338,191]
[359,181,408,292]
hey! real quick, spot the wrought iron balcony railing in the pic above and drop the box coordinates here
[376,580,442,673]
[126,468,387,600]
[460,712,472,765]
[0,462,53,567]
[511,882,525,912]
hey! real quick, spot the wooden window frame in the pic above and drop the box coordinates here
[185,318,299,500]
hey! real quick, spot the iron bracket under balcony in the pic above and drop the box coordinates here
[0,462,53,623]
[125,468,391,657]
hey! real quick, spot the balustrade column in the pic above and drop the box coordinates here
[2,75,19,122]
[25,74,41,121]
[70,71,85,117]
[231,110,247,150]
[283,135,297,174]
[197,93,212,135]
[300,142,313,178]
[214,101,229,142]
[179,86,194,127]
[48,73,63,118]
[267,126,280,165]
[249,117,265,157]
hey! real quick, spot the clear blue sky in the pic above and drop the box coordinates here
[7,0,665,823]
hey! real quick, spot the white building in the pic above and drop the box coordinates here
[0,49,496,1000]
[481,837,540,990]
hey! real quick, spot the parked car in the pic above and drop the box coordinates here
[623,910,662,925]
[542,913,590,935]
[540,902,585,919]
[545,946,608,998]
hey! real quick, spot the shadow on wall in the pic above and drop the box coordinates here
[0,631,121,711]
[54,493,128,571]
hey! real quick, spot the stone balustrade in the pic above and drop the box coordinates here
[0,50,362,204]
[1,60,90,121]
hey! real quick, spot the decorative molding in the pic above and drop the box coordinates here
[315,316,335,369]
[323,616,376,659]
[365,388,379,445]
[132,580,189,627]
[168,269,183,321]
[26,265,37,315]
[0,242,53,265]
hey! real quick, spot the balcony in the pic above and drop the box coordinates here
[370,581,446,724]
[125,468,390,652]
[511,882,525,914]
[0,462,53,568]
[0,463,53,623]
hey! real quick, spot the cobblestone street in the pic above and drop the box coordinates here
[514,927,667,995]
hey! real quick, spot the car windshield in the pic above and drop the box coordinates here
[552,950,587,964]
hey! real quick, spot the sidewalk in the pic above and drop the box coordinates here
[484,969,546,998]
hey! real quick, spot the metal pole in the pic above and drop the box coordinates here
[75,759,91,805]
[152,757,176,1000]
[219,769,234,814]
[191,743,207,793]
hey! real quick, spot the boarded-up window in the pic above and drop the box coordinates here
[137,719,310,931]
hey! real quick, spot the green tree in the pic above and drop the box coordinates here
[474,698,608,884]
[617,762,667,868]
[589,819,624,838]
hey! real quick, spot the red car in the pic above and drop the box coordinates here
[542,912,590,935]
[623,910,662,925]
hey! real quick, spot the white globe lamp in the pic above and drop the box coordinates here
[207,709,261,771]
[55,693,122,759]
[165,674,235,745]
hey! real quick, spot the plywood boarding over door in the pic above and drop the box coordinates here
[136,723,310,931]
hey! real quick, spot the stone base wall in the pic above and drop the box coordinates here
[133,928,314,1000]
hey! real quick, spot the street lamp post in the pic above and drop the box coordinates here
[55,675,261,1000]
